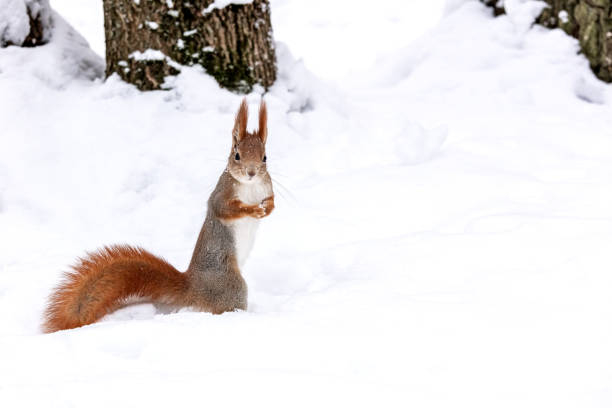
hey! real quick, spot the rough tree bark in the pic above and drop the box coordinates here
[0,0,52,47]
[102,0,277,92]
[481,0,612,82]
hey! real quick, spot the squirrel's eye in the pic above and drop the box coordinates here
[263,155,267,163]
[235,153,240,161]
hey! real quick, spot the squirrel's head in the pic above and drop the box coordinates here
[227,98,268,184]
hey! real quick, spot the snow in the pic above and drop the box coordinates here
[0,0,31,45]
[128,49,181,75]
[129,49,167,61]
[503,0,547,33]
[202,0,255,16]
[271,0,447,80]
[1,0,612,407]
[0,0,52,46]
[145,21,159,30]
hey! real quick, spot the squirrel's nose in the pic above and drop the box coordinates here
[247,169,256,178]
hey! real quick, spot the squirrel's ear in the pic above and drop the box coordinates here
[258,100,267,144]
[233,98,248,144]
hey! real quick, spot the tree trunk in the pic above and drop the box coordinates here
[481,0,612,83]
[0,0,52,47]
[102,0,277,92]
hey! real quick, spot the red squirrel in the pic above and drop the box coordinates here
[43,99,274,333]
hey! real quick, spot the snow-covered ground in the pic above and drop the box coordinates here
[1,0,612,406]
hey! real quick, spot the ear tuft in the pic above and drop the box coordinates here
[233,98,248,143]
[258,100,267,144]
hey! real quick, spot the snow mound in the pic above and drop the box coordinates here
[0,10,103,90]
[0,0,53,46]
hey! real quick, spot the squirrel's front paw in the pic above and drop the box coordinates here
[250,204,267,219]
[261,196,275,216]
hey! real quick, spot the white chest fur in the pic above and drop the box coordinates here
[231,180,272,267]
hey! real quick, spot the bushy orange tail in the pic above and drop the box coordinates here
[43,245,189,333]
